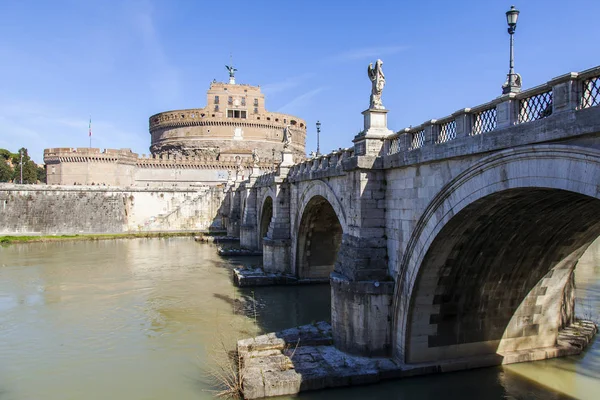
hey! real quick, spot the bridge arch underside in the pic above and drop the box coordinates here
[296,195,343,280]
[405,188,600,364]
[259,196,273,248]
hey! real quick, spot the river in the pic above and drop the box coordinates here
[0,237,598,399]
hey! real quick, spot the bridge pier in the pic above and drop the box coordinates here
[225,183,241,238]
[240,183,260,250]
[240,166,268,250]
[331,166,394,356]
[263,181,292,274]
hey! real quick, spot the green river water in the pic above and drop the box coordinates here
[0,237,598,399]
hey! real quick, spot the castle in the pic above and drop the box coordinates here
[44,69,307,187]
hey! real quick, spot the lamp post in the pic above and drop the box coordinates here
[316,120,321,156]
[19,149,23,184]
[502,5,521,94]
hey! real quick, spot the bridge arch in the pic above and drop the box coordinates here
[394,145,600,364]
[293,180,347,279]
[258,188,276,247]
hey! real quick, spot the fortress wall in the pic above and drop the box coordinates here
[47,162,136,186]
[0,185,226,234]
[134,167,230,187]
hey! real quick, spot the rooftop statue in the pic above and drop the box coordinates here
[225,65,237,78]
[282,125,292,149]
[367,59,386,110]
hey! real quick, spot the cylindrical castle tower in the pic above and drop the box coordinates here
[149,75,307,164]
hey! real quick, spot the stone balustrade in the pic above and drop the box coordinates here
[255,171,277,187]
[384,66,600,156]
[287,148,354,182]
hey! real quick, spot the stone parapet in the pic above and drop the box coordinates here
[383,65,600,162]
[44,147,138,165]
[287,148,354,182]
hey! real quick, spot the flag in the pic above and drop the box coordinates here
[89,117,92,137]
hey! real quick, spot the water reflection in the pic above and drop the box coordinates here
[0,237,598,400]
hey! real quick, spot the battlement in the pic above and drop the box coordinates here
[44,148,139,165]
[148,109,306,132]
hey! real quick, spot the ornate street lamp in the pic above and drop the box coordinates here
[502,5,521,94]
[316,120,321,156]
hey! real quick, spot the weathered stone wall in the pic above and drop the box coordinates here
[44,148,137,187]
[134,167,229,187]
[0,184,226,234]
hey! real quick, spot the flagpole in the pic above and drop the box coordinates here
[89,116,92,148]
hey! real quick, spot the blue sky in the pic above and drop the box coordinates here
[0,0,598,163]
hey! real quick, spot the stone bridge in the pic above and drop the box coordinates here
[228,66,600,369]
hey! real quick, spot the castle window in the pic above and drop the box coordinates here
[214,96,219,104]
[241,97,246,106]
[254,98,259,106]
[254,107,258,114]
[228,96,233,105]
[227,110,247,118]
[290,120,297,125]
[275,118,279,122]
[51,166,55,174]
[215,105,219,112]
[267,117,271,121]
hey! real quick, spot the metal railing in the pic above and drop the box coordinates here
[472,107,497,135]
[518,90,553,123]
[581,76,600,109]
[410,129,426,150]
[437,120,456,143]
[387,137,401,155]
[382,66,600,156]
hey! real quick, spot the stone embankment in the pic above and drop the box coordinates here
[233,267,330,287]
[217,247,262,257]
[0,184,225,234]
[238,320,597,399]
[194,235,238,243]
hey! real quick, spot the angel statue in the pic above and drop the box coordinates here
[225,65,237,78]
[367,59,386,109]
[252,148,260,165]
[282,125,292,149]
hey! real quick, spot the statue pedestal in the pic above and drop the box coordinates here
[249,166,261,182]
[280,151,294,166]
[353,108,393,156]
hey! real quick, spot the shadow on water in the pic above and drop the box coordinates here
[210,249,332,335]
[294,366,578,400]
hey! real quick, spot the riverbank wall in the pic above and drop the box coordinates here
[0,184,227,234]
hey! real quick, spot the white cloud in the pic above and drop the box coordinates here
[262,73,315,95]
[277,87,327,114]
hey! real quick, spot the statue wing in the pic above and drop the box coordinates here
[225,65,230,71]
[368,63,374,79]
